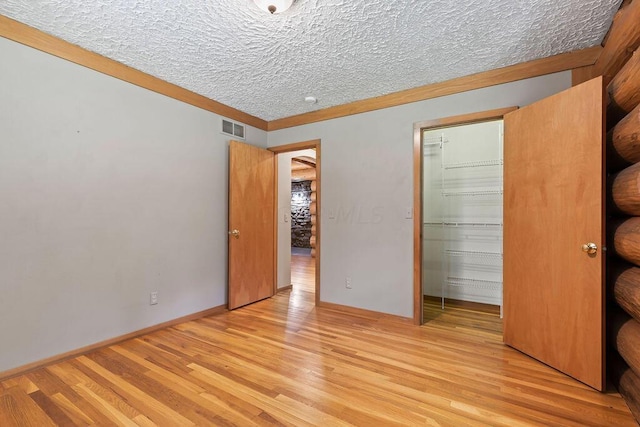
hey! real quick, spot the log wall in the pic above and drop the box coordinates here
[598,0,640,421]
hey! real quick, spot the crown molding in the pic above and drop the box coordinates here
[268,46,602,131]
[0,14,268,130]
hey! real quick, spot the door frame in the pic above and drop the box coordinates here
[412,107,517,325]
[269,139,321,305]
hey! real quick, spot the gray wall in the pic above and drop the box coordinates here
[0,37,266,372]
[267,72,572,318]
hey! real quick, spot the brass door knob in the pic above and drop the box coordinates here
[581,242,597,255]
[229,229,240,239]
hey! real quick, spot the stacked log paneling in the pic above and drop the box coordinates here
[612,351,640,420]
[612,265,640,322]
[607,103,640,170]
[608,49,640,127]
[594,0,640,81]
[602,1,640,421]
[611,310,640,376]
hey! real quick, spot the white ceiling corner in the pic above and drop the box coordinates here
[0,0,622,122]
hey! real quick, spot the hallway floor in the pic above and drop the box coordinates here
[291,251,315,294]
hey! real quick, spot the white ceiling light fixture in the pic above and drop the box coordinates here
[253,0,294,14]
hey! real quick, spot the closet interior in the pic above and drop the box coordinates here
[422,119,504,314]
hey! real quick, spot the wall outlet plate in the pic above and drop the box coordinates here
[150,291,158,305]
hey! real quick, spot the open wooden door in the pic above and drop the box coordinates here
[503,77,605,390]
[228,140,275,310]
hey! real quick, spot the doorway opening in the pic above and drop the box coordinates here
[270,140,321,305]
[290,156,316,294]
[413,108,516,326]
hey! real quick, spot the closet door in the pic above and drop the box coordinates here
[503,76,605,390]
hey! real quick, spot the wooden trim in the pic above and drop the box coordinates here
[572,65,596,86]
[273,153,279,296]
[277,285,293,292]
[269,140,321,305]
[413,107,516,325]
[413,121,423,325]
[593,0,640,82]
[0,304,228,382]
[268,47,601,131]
[0,14,268,131]
[600,77,608,394]
[268,140,321,154]
[315,144,321,306]
[423,296,501,315]
[317,301,414,324]
[414,106,518,131]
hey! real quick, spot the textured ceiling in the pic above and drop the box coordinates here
[0,0,621,121]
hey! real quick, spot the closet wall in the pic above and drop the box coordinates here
[422,121,503,309]
[586,0,640,421]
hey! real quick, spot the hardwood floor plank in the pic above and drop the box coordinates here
[73,356,195,426]
[110,345,206,395]
[189,362,328,427]
[47,361,144,422]
[29,390,76,427]
[291,253,315,293]
[26,367,114,425]
[0,259,635,426]
[71,382,139,426]
[206,349,423,425]
[0,386,57,426]
[110,345,263,425]
[1,377,39,394]
[48,392,98,426]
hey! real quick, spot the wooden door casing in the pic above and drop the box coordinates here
[503,76,605,390]
[228,140,275,310]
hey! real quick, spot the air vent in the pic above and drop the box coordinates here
[222,119,245,140]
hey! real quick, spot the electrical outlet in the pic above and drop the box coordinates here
[150,291,158,305]
[345,277,352,289]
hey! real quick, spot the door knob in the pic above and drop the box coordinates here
[581,242,597,255]
[229,229,240,239]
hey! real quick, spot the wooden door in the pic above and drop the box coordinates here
[503,76,605,390]
[228,140,275,310]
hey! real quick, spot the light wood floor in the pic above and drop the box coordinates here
[0,270,636,425]
[291,253,315,293]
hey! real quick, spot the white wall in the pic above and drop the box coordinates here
[276,149,316,289]
[268,72,572,318]
[0,37,266,372]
